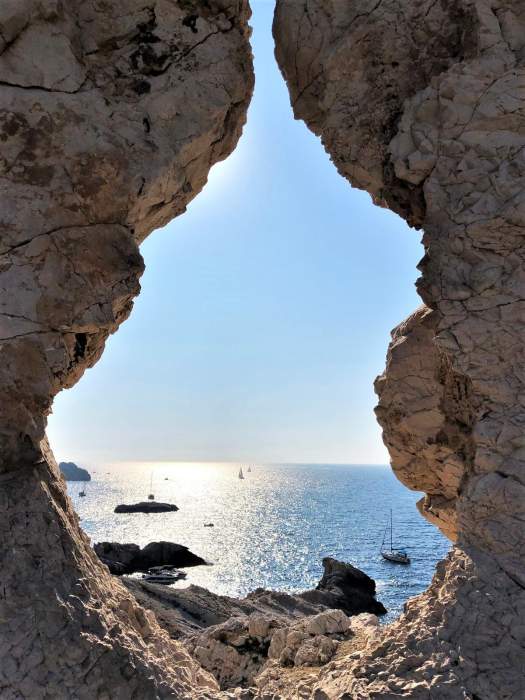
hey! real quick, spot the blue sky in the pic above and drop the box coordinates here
[48,0,422,466]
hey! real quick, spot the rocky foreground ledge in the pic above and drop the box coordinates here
[123,557,386,689]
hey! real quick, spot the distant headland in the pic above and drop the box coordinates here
[59,461,91,481]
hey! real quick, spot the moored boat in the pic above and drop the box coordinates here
[380,509,410,565]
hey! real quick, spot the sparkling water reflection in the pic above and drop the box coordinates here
[69,463,450,622]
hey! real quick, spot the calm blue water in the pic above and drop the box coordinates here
[68,463,450,622]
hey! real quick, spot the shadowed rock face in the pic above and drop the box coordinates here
[95,540,207,574]
[0,1,253,697]
[274,0,525,697]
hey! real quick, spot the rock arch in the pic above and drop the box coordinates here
[0,1,253,697]
[1,0,524,698]
[273,0,525,697]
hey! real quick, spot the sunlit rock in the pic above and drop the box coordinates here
[0,0,253,696]
[273,0,525,697]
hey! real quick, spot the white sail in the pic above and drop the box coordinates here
[238,467,244,479]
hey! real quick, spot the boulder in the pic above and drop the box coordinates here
[188,614,281,689]
[299,557,387,616]
[187,608,353,688]
[114,501,178,513]
[139,542,206,570]
[124,558,385,689]
[94,541,206,575]
[59,461,91,481]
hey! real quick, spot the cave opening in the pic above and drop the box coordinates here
[47,1,448,624]
[4,0,523,696]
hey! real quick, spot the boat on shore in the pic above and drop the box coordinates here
[142,571,181,585]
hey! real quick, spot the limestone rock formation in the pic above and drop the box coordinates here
[122,557,385,638]
[300,556,387,617]
[0,1,253,697]
[59,460,91,481]
[274,0,525,697]
[95,540,207,574]
[123,559,384,690]
[122,579,328,638]
[187,608,354,689]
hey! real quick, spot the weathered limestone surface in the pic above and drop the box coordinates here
[4,0,525,697]
[0,1,253,697]
[273,0,525,697]
[123,557,385,690]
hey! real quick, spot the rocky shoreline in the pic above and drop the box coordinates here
[121,556,386,690]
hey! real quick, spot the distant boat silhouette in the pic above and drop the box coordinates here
[79,484,87,498]
[238,467,244,480]
[380,509,410,564]
[248,465,252,473]
[148,471,154,500]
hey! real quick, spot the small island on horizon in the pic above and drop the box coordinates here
[59,461,91,482]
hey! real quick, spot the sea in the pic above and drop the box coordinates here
[67,462,450,623]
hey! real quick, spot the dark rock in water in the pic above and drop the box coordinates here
[94,540,206,575]
[140,541,206,569]
[95,543,140,575]
[299,556,387,616]
[59,461,91,481]
[114,501,178,513]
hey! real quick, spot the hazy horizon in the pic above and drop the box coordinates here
[48,1,422,466]
[72,460,392,470]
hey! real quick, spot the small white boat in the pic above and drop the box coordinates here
[238,467,244,480]
[380,509,410,565]
[142,573,179,585]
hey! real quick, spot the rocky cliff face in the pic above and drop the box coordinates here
[3,0,524,697]
[0,1,253,697]
[273,0,525,697]
[123,557,385,691]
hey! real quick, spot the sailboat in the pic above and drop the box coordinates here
[380,509,410,564]
[79,483,87,498]
[148,471,155,500]
[238,467,244,480]
[247,465,252,473]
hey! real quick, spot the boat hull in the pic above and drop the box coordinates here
[381,551,410,564]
